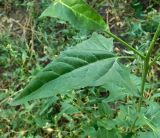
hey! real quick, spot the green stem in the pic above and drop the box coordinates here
[105,24,160,132]
[131,24,160,131]
[130,59,149,131]
[137,60,148,112]
[146,24,160,60]
[138,23,160,112]
[105,31,145,59]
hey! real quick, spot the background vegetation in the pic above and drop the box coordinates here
[0,0,160,137]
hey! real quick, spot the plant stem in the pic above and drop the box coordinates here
[138,23,160,112]
[130,24,160,132]
[105,31,145,59]
[137,60,148,112]
[105,24,160,132]
[146,24,160,60]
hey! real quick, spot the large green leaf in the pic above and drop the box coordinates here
[12,33,137,105]
[40,0,108,32]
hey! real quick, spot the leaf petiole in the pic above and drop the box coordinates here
[105,31,145,59]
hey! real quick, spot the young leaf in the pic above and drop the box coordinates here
[40,0,108,32]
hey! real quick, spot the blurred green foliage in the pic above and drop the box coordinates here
[0,0,160,137]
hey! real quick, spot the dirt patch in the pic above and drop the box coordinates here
[0,3,32,39]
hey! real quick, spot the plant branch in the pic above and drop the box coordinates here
[105,31,145,59]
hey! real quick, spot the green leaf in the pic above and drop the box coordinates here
[81,127,97,138]
[12,33,137,105]
[12,33,114,105]
[59,102,80,115]
[40,0,108,32]
[97,118,116,130]
[96,128,120,138]
[143,101,160,131]
[102,64,139,102]
[39,97,58,115]
[98,101,113,116]
[137,132,158,138]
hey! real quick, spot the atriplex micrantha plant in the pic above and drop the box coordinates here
[12,0,160,137]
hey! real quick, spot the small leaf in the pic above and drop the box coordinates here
[60,102,79,115]
[97,118,116,130]
[98,101,113,116]
[81,127,97,138]
[39,97,58,115]
[40,0,108,32]
[96,128,119,138]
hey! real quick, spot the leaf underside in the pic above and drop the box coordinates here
[12,33,137,105]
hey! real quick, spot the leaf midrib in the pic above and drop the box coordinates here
[57,0,107,30]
